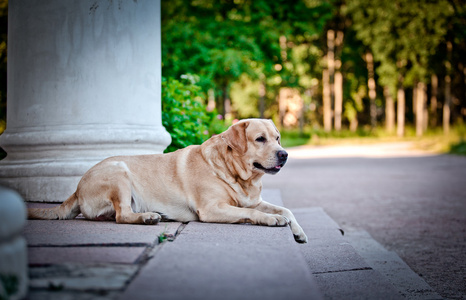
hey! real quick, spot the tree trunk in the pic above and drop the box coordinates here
[384,86,395,133]
[334,31,344,131]
[322,67,332,132]
[334,70,343,131]
[299,94,305,136]
[259,79,265,118]
[444,41,452,135]
[416,81,426,136]
[397,77,406,137]
[207,88,216,112]
[350,118,358,132]
[220,84,229,118]
[326,30,335,132]
[422,84,428,132]
[444,75,451,135]
[215,85,225,118]
[365,52,377,129]
[412,82,417,118]
[278,88,287,128]
[430,74,438,127]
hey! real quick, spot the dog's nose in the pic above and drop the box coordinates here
[277,150,288,161]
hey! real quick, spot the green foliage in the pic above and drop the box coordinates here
[162,0,333,116]
[280,126,377,148]
[347,0,453,87]
[450,141,466,156]
[280,129,311,148]
[162,77,211,153]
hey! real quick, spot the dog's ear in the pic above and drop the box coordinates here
[268,119,280,134]
[221,121,249,154]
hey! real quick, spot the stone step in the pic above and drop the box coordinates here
[119,189,323,300]
[345,230,442,299]
[292,207,403,299]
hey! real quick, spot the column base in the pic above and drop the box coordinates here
[0,124,171,202]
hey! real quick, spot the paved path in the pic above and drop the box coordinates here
[263,142,466,299]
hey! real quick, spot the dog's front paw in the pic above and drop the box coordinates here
[266,214,289,227]
[141,212,161,225]
[293,232,308,243]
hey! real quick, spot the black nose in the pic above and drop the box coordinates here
[277,150,288,161]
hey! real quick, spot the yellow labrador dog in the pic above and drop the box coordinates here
[29,119,308,243]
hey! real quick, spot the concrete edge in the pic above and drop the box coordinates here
[345,230,443,300]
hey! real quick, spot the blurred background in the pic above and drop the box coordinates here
[0,0,465,154]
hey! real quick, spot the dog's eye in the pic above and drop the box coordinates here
[276,136,281,145]
[255,136,266,143]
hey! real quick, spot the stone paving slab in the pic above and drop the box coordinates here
[24,218,181,246]
[300,240,371,274]
[27,291,120,300]
[178,221,297,244]
[28,246,146,265]
[29,263,138,291]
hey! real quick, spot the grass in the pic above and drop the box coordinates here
[280,124,466,156]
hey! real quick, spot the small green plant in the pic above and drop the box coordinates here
[158,232,175,243]
[157,224,175,243]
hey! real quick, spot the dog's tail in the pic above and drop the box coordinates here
[28,192,81,220]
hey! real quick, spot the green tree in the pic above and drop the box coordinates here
[347,0,454,136]
[161,0,332,120]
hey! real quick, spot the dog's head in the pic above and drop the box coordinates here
[221,119,287,175]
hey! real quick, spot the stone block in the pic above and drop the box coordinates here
[300,240,371,274]
[23,219,181,246]
[28,247,146,265]
[29,263,138,291]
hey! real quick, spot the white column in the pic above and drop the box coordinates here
[0,0,171,202]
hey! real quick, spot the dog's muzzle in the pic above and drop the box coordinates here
[253,150,288,174]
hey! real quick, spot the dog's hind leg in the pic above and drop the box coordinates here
[109,183,161,225]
